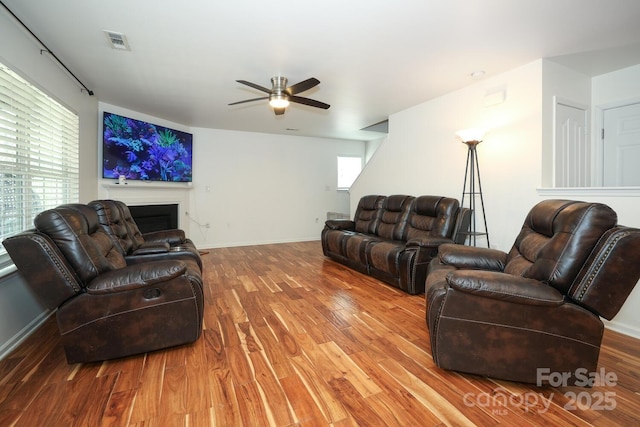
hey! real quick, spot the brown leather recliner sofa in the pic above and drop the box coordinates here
[89,199,203,271]
[322,194,470,294]
[2,203,204,363]
[425,199,640,385]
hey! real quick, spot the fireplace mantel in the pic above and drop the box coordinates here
[101,181,193,190]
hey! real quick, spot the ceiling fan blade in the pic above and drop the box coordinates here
[274,107,286,116]
[289,95,330,110]
[236,80,271,94]
[228,96,269,106]
[286,77,320,95]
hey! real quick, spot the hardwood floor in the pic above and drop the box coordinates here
[1,241,639,426]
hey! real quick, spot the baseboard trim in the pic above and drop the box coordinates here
[0,309,53,361]
[202,237,321,249]
[604,320,640,340]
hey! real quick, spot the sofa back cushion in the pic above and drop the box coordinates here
[354,195,385,234]
[114,200,146,249]
[34,204,127,285]
[504,200,617,295]
[405,196,460,240]
[375,195,415,241]
[90,200,135,254]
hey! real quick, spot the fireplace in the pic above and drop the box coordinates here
[101,182,191,236]
[129,204,179,234]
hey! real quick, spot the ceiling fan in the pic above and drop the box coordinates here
[229,77,330,115]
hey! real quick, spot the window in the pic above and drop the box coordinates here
[0,61,79,272]
[337,156,362,190]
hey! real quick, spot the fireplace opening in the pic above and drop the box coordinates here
[128,204,179,233]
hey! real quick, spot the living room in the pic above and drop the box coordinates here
[1,1,640,425]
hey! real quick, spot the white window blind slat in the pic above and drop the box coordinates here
[0,62,79,271]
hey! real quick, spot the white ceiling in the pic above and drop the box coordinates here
[3,0,640,141]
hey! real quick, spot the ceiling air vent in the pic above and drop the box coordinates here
[104,31,130,51]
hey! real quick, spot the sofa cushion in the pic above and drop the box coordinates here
[344,233,375,265]
[367,240,404,276]
[375,195,414,240]
[35,204,126,285]
[405,196,459,240]
[504,200,617,294]
[90,199,136,254]
[354,195,385,234]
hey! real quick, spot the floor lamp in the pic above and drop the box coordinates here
[456,128,490,247]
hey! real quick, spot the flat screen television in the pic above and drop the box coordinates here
[102,112,193,182]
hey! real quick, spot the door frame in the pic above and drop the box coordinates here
[552,96,590,187]
[595,96,640,187]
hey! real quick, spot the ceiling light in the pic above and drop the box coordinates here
[269,94,289,109]
[470,70,486,79]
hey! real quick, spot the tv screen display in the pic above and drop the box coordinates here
[102,112,193,182]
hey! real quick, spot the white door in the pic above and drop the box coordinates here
[603,102,640,186]
[555,100,589,187]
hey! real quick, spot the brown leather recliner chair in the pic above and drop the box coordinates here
[2,204,204,363]
[89,199,202,271]
[425,199,640,385]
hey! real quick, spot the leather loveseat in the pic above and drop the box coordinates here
[2,203,204,363]
[322,195,470,294]
[425,199,640,385]
[89,199,203,271]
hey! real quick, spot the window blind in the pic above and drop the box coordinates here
[0,61,79,272]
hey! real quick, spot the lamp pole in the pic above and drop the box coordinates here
[460,138,490,247]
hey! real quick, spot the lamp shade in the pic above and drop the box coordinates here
[455,128,488,143]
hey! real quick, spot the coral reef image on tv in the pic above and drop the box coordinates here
[102,112,193,182]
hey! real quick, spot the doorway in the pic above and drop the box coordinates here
[602,102,640,186]
[554,98,589,187]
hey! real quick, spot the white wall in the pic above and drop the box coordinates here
[352,60,544,252]
[0,10,98,359]
[592,63,640,105]
[365,135,386,163]
[351,59,640,338]
[187,128,364,248]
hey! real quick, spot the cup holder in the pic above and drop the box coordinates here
[143,288,162,299]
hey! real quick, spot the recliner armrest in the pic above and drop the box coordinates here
[447,270,565,306]
[406,236,453,249]
[132,241,171,255]
[324,219,355,231]
[86,260,187,294]
[438,243,507,271]
[143,229,186,245]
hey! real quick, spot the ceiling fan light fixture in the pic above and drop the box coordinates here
[229,76,328,113]
[269,94,290,109]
